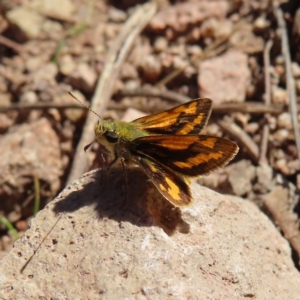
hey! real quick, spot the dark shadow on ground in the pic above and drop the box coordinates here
[53,167,190,235]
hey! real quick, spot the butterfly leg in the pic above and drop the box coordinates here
[106,156,119,179]
[120,157,128,208]
[100,155,119,195]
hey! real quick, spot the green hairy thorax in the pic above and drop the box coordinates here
[94,119,148,160]
[94,120,148,141]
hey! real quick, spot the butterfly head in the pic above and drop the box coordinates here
[83,119,119,156]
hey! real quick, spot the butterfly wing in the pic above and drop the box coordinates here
[132,135,238,177]
[137,157,192,207]
[133,98,212,135]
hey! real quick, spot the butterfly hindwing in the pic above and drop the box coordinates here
[136,157,192,207]
[133,98,212,135]
[132,135,238,177]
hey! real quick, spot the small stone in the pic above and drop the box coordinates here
[0,113,14,131]
[272,149,285,160]
[139,55,162,82]
[20,91,38,104]
[159,52,173,68]
[275,158,288,174]
[245,122,259,134]
[201,18,232,39]
[0,93,11,106]
[0,76,8,93]
[173,56,187,69]
[275,159,299,176]
[41,20,63,38]
[25,56,44,72]
[205,123,220,136]
[256,164,273,193]
[169,44,186,56]
[153,37,168,52]
[253,16,270,31]
[268,115,277,130]
[33,63,58,86]
[187,27,201,42]
[228,160,256,196]
[62,91,86,122]
[7,7,44,39]
[123,80,140,91]
[277,112,292,130]
[68,63,97,93]
[296,79,300,94]
[59,55,76,76]
[297,174,300,189]
[105,23,121,40]
[275,55,284,65]
[15,220,29,232]
[108,7,127,23]
[29,0,75,21]
[1,235,12,251]
[235,112,250,127]
[287,160,300,174]
[291,62,300,78]
[274,65,285,76]
[122,108,145,122]
[186,45,203,56]
[230,25,264,54]
[200,17,219,38]
[120,63,138,80]
[272,87,287,104]
[273,129,289,142]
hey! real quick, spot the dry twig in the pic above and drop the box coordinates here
[218,117,259,163]
[1,84,292,117]
[259,39,273,165]
[67,2,157,183]
[0,95,288,115]
[118,87,284,114]
[0,103,86,112]
[275,6,300,167]
[0,35,24,53]
[264,186,300,266]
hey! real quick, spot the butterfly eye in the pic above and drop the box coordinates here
[105,131,119,143]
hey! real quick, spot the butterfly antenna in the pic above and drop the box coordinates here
[68,91,103,120]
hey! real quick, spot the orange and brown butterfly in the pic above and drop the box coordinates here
[87,98,239,207]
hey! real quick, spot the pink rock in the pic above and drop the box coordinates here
[198,50,250,104]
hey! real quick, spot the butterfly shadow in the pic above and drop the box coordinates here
[53,166,190,236]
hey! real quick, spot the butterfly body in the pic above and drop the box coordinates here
[93,99,238,207]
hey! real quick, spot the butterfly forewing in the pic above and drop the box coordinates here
[132,135,238,177]
[133,98,212,135]
[137,157,192,207]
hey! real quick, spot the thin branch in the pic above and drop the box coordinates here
[0,88,289,115]
[67,2,157,183]
[0,35,24,53]
[218,117,259,163]
[275,6,300,167]
[0,102,86,112]
[118,87,284,114]
[259,39,273,165]
[263,186,300,266]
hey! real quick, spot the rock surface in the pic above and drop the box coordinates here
[0,168,300,299]
[198,50,250,104]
